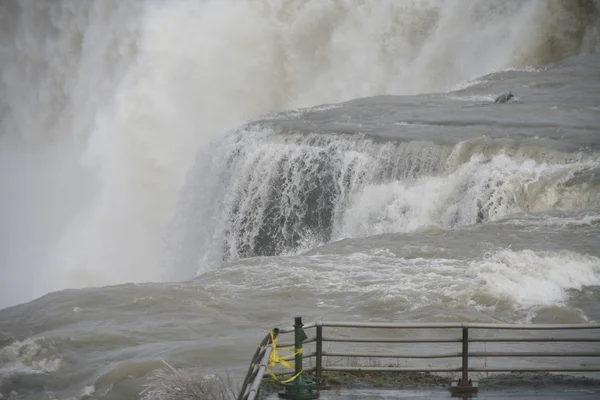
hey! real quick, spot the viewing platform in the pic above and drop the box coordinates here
[237,317,600,399]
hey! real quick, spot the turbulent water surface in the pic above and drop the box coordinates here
[1,1,600,399]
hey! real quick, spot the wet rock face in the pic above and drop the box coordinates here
[494,91,514,103]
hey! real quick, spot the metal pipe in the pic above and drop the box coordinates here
[321,366,461,373]
[468,367,600,372]
[323,336,600,343]
[245,344,273,400]
[322,321,463,329]
[321,351,461,359]
[323,337,461,343]
[466,323,600,330]
[468,352,600,357]
[238,333,270,400]
[469,337,600,342]
[320,321,600,330]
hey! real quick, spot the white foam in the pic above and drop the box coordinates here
[0,338,62,376]
[216,247,599,322]
[472,249,600,308]
[334,154,600,239]
[80,385,95,398]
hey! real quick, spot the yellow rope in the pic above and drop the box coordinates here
[267,368,304,383]
[267,330,304,383]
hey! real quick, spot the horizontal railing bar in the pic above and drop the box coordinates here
[466,323,600,330]
[321,321,462,329]
[320,321,600,330]
[469,352,600,357]
[469,367,600,372]
[266,353,316,360]
[322,337,600,344]
[322,337,461,343]
[313,353,600,361]
[322,351,461,359]
[469,337,600,342]
[317,367,600,373]
[322,366,461,373]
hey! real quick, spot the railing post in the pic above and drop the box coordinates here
[462,326,469,385]
[449,325,478,396]
[278,317,319,399]
[316,323,322,385]
[294,317,303,377]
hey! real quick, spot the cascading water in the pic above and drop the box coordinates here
[167,118,600,279]
[1,0,600,308]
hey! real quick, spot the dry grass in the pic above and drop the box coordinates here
[140,361,238,400]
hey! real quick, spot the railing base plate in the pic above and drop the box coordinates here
[278,375,319,399]
[449,381,478,397]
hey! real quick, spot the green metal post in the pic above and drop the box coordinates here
[294,317,303,377]
[278,317,319,399]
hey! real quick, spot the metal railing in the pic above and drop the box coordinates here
[311,321,600,393]
[239,319,600,398]
[238,322,317,400]
[237,331,274,400]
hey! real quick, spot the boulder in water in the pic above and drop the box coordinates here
[494,91,514,103]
